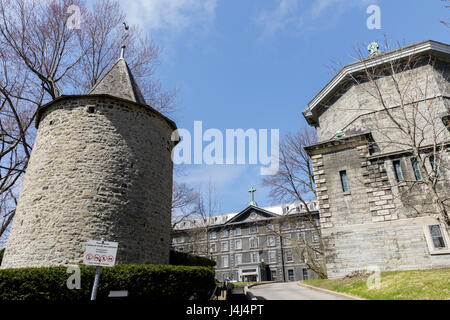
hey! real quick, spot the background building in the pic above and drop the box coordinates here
[171,197,320,282]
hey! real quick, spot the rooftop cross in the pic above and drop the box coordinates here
[249,186,258,207]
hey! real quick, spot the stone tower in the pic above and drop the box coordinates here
[1,56,177,268]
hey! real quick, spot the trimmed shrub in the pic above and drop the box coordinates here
[0,264,215,301]
[169,250,216,267]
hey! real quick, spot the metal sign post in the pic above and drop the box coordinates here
[82,237,119,301]
[91,264,102,301]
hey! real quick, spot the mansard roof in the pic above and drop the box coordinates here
[88,57,147,105]
[302,40,450,126]
[172,200,320,231]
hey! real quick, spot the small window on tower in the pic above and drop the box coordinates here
[411,158,422,181]
[340,171,349,192]
[87,106,95,114]
[393,160,404,182]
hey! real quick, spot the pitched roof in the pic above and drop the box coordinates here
[88,58,146,105]
[225,205,279,225]
[302,40,450,126]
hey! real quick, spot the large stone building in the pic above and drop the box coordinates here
[303,40,450,278]
[1,55,177,268]
[171,192,320,282]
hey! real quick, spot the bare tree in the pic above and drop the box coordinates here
[171,181,199,229]
[341,40,450,228]
[441,0,449,28]
[262,128,328,279]
[0,0,177,244]
[191,181,222,257]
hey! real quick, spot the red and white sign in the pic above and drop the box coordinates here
[83,240,118,267]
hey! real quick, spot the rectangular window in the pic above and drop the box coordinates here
[393,160,404,182]
[250,252,259,263]
[283,234,292,245]
[411,158,423,181]
[235,254,242,266]
[429,155,442,178]
[250,225,258,233]
[271,270,277,281]
[269,251,276,263]
[235,239,242,250]
[340,170,350,192]
[267,224,274,231]
[267,236,276,247]
[221,241,229,252]
[302,268,309,280]
[312,232,319,243]
[285,249,293,262]
[429,225,446,249]
[222,230,228,237]
[250,236,259,248]
[282,221,290,229]
[287,269,295,281]
[234,227,241,235]
[222,256,229,268]
[210,231,217,239]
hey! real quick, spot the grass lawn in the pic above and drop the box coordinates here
[304,269,450,300]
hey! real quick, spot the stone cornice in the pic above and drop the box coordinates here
[304,132,373,156]
[35,94,178,132]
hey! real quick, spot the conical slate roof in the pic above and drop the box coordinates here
[88,58,146,105]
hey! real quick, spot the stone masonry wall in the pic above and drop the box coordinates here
[1,96,175,268]
[311,142,450,278]
[323,216,450,279]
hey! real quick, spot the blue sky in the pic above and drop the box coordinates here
[119,0,449,214]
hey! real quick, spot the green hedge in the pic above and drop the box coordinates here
[169,250,216,267]
[0,264,215,301]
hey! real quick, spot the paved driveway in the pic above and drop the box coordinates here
[248,282,352,300]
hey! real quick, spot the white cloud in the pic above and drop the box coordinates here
[121,0,218,33]
[255,0,377,38]
[176,165,247,187]
[311,0,374,18]
[254,0,303,37]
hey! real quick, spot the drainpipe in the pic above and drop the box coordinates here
[279,235,286,282]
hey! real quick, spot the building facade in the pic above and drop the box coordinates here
[171,199,320,282]
[303,40,450,278]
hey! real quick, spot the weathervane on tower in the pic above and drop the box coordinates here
[120,22,129,59]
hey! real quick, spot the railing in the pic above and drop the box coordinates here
[210,283,220,300]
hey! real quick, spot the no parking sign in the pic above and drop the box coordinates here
[83,240,118,267]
